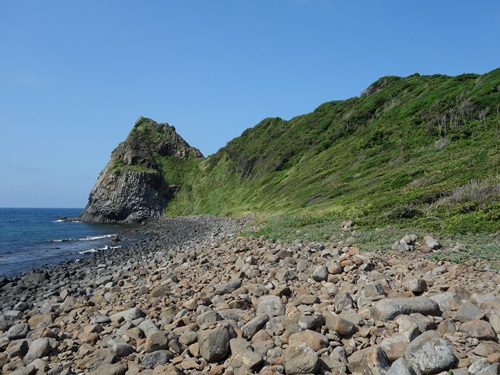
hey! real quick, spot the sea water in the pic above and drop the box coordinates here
[0,208,125,277]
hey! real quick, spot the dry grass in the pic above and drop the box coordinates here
[426,175,500,212]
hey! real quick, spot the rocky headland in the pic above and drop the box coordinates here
[1,216,499,374]
[75,117,203,224]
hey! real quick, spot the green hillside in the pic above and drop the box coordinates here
[154,69,500,235]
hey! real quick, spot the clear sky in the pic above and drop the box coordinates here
[1,1,499,208]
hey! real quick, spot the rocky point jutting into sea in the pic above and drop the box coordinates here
[0,215,499,374]
[74,117,203,224]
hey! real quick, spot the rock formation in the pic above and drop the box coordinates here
[76,117,203,223]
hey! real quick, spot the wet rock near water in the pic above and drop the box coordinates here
[0,218,499,374]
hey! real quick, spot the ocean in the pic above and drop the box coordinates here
[0,208,128,277]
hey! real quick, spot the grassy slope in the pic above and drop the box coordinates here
[165,69,499,236]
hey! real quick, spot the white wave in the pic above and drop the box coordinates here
[78,245,121,254]
[78,234,115,241]
[79,248,98,254]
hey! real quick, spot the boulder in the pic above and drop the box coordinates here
[110,307,145,322]
[24,338,54,364]
[454,301,483,322]
[196,310,222,327]
[138,320,160,337]
[198,323,236,363]
[230,349,263,374]
[142,350,175,369]
[348,346,391,375]
[405,330,457,374]
[144,332,170,353]
[7,323,30,340]
[372,297,441,321]
[256,295,285,317]
[335,292,354,311]
[284,342,320,375]
[459,320,497,340]
[430,292,461,313]
[404,279,428,294]
[380,334,410,362]
[288,330,329,351]
[386,358,418,375]
[395,315,421,341]
[468,358,498,375]
[112,342,134,357]
[241,314,269,339]
[312,265,328,281]
[488,313,500,334]
[298,313,324,331]
[324,311,357,336]
[424,236,441,250]
[214,278,242,296]
[89,362,128,375]
[28,314,53,330]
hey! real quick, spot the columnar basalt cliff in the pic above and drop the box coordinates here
[76,117,203,223]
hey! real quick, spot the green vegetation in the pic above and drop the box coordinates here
[108,116,202,183]
[130,116,176,145]
[240,212,500,270]
[166,68,499,237]
[115,70,500,265]
[428,233,500,270]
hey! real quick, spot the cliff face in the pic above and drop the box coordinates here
[77,117,203,223]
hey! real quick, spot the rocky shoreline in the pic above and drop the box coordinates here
[0,216,499,374]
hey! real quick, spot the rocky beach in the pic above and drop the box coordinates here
[0,216,499,375]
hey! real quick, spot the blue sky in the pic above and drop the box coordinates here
[1,1,499,208]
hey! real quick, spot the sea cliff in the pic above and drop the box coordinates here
[76,117,202,223]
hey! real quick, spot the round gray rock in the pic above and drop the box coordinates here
[405,330,457,375]
[24,337,53,364]
[256,295,285,317]
[7,323,30,340]
[459,319,497,340]
[142,350,175,369]
[198,324,236,363]
[312,265,328,282]
[113,342,134,357]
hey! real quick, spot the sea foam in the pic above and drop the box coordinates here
[79,245,121,254]
[79,234,116,241]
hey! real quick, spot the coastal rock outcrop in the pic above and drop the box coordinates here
[76,117,203,223]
